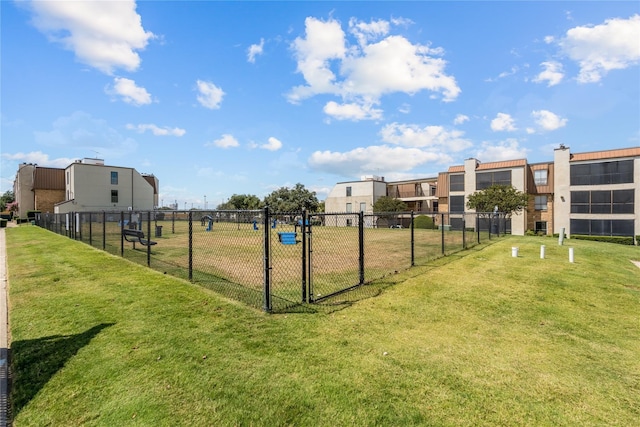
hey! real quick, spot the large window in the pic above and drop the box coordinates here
[571,219,634,236]
[111,171,118,185]
[534,195,548,211]
[449,174,464,192]
[570,160,633,185]
[476,170,511,190]
[571,190,634,214]
[534,169,548,186]
[111,190,118,203]
[449,195,465,212]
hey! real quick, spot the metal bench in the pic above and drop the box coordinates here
[277,232,299,245]
[123,229,157,249]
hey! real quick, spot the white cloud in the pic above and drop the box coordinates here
[25,0,154,74]
[453,114,469,125]
[206,134,239,149]
[476,139,529,162]
[309,145,451,177]
[532,110,568,131]
[126,123,186,136]
[196,80,225,109]
[261,137,283,151]
[490,113,517,132]
[348,18,390,46]
[247,38,264,63]
[1,151,75,168]
[533,61,564,86]
[108,77,152,105]
[33,111,137,157]
[323,101,383,121]
[557,14,640,83]
[288,17,460,120]
[380,122,472,151]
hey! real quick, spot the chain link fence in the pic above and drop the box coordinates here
[38,209,507,312]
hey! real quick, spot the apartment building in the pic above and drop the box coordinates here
[323,145,638,237]
[13,158,159,215]
[554,146,639,238]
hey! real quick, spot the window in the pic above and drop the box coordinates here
[111,190,118,203]
[346,203,352,213]
[433,201,439,212]
[535,221,547,234]
[111,171,118,185]
[571,219,634,236]
[476,170,511,190]
[346,186,352,197]
[449,174,464,192]
[449,195,465,213]
[571,190,634,214]
[534,195,548,210]
[360,202,366,212]
[570,160,634,185]
[534,169,547,186]
[66,171,70,184]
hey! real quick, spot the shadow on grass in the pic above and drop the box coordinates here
[9,323,114,416]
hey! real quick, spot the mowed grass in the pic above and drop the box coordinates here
[7,226,640,426]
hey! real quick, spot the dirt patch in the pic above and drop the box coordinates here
[631,260,640,269]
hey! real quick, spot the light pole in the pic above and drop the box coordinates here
[204,195,207,210]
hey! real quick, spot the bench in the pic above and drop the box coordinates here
[277,232,299,245]
[123,229,157,249]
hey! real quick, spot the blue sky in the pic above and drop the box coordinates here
[1,1,639,208]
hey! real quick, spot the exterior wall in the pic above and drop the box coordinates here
[553,147,572,236]
[56,162,156,214]
[526,195,554,234]
[14,164,36,217]
[324,179,386,213]
[34,189,65,214]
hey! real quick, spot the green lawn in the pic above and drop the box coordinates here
[6,226,640,426]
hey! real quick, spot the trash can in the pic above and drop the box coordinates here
[155,225,163,237]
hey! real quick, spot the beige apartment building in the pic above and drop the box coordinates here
[13,158,159,216]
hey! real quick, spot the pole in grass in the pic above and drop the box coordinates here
[569,247,575,263]
[540,245,545,259]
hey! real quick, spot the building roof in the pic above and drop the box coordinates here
[570,147,640,162]
[476,159,527,170]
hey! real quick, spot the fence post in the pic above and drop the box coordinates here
[188,211,193,281]
[146,211,152,267]
[462,215,466,249]
[359,211,364,285]
[89,213,92,246]
[102,211,106,250]
[263,207,272,312]
[301,209,307,303]
[172,211,175,234]
[441,213,445,255]
[120,211,125,256]
[410,211,415,266]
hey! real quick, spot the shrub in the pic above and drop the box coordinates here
[571,235,635,246]
[414,215,435,229]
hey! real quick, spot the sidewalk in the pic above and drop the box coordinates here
[0,225,12,426]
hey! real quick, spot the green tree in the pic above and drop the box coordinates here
[263,183,319,212]
[466,185,528,217]
[218,194,263,210]
[0,190,15,212]
[372,196,408,213]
